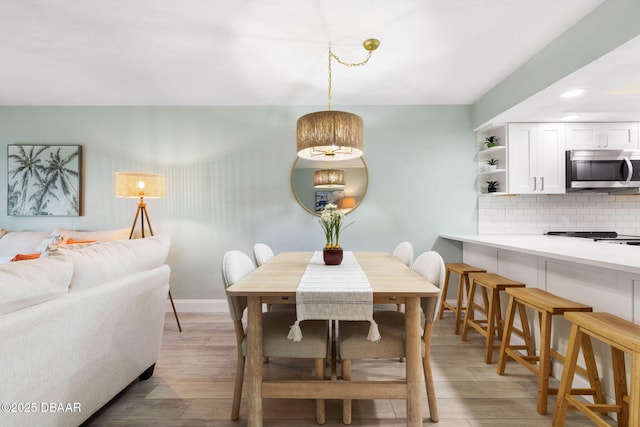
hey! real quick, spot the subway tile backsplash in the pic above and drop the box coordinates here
[478,193,640,235]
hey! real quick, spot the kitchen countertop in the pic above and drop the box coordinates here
[440,233,640,275]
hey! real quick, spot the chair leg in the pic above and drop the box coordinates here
[315,358,326,425]
[485,288,497,364]
[422,322,439,422]
[231,320,246,421]
[580,333,605,404]
[497,295,517,375]
[331,321,337,380]
[231,320,245,421]
[611,347,628,426]
[342,358,352,425]
[538,312,552,415]
[438,269,452,320]
[453,273,466,335]
[461,280,477,341]
[231,352,245,421]
[493,288,504,340]
[552,323,582,427]
[630,352,640,426]
[518,302,535,357]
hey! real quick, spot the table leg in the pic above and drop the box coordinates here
[405,297,422,426]
[247,296,263,427]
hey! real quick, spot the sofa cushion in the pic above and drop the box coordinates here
[0,231,52,256]
[0,257,73,315]
[51,227,131,243]
[49,234,170,291]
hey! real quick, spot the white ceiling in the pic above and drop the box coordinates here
[5,0,636,125]
[490,33,640,124]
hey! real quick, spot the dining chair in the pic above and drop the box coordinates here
[338,250,445,424]
[375,242,415,312]
[253,242,274,267]
[253,242,290,312]
[392,241,414,267]
[222,250,329,424]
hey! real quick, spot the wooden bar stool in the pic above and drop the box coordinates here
[439,263,486,334]
[496,288,593,415]
[553,312,640,427]
[461,272,525,364]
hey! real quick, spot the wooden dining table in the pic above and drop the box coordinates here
[225,251,441,426]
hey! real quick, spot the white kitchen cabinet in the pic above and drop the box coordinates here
[507,123,566,194]
[565,122,638,149]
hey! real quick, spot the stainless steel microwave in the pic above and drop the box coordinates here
[566,149,640,191]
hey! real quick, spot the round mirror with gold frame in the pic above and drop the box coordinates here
[291,157,369,216]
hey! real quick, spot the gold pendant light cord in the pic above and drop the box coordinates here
[327,41,377,111]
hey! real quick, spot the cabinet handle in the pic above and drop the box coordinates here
[540,177,544,191]
[596,133,608,148]
[624,157,633,185]
[532,177,536,191]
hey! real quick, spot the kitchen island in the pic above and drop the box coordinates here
[440,233,640,276]
[440,233,640,413]
[440,233,640,323]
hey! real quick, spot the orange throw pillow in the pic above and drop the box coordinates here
[11,253,41,262]
[66,238,97,244]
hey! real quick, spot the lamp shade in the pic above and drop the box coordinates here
[314,169,345,188]
[340,197,357,209]
[115,172,166,198]
[297,110,363,161]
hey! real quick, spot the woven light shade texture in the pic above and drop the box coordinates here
[314,169,345,188]
[115,172,166,198]
[297,110,363,161]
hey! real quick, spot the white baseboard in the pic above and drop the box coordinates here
[166,298,229,313]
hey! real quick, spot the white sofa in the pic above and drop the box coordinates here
[0,230,170,427]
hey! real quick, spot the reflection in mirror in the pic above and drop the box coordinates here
[291,157,368,216]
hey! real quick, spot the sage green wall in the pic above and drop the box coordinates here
[471,0,640,129]
[0,106,475,298]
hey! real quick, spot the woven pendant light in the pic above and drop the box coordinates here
[296,38,379,161]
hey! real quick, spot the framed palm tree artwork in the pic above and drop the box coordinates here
[7,144,82,216]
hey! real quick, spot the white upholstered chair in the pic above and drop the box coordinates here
[375,242,414,312]
[339,250,445,424]
[253,243,290,312]
[222,250,329,424]
[253,242,275,267]
[392,241,414,268]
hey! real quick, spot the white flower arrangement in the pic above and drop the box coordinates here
[319,203,354,249]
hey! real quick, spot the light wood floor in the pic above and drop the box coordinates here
[83,311,611,426]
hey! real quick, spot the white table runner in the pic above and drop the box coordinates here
[287,251,380,342]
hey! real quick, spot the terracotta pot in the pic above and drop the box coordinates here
[323,248,343,265]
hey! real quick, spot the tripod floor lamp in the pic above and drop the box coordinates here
[115,171,182,332]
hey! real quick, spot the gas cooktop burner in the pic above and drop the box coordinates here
[545,231,640,245]
[545,231,618,238]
